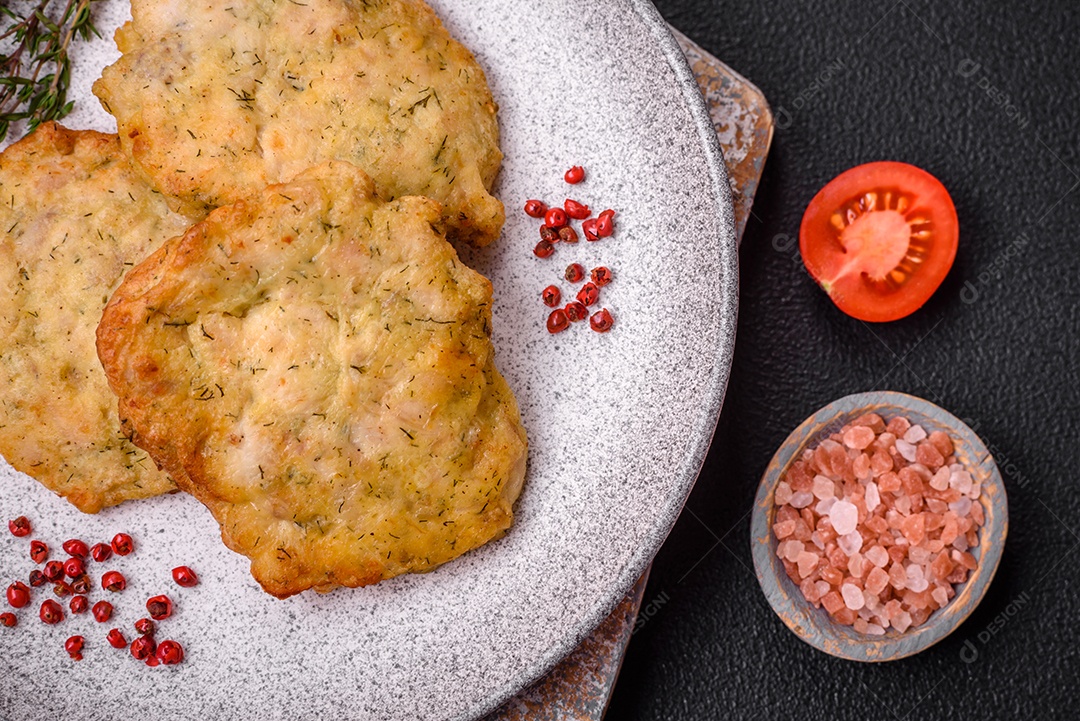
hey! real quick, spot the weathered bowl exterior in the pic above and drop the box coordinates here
[751,391,1008,662]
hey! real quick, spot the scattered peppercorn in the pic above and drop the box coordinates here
[92,601,113,623]
[64,635,84,661]
[62,540,89,559]
[8,517,31,538]
[69,595,88,615]
[29,540,49,564]
[564,199,590,219]
[6,581,30,609]
[524,199,548,218]
[90,543,112,563]
[107,628,127,649]
[111,533,134,556]
[39,599,63,624]
[564,166,585,184]
[171,566,199,588]
[546,309,570,334]
[589,309,614,333]
[542,285,561,308]
[0,612,15,628]
[146,595,173,621]
[101,571,126,593]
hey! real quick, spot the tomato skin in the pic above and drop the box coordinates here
[799,161,959,323]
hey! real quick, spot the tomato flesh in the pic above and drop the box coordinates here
[800,162,958,322]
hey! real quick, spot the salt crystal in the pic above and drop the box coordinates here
[865,566,890,595]
[848,552,866,578]
[888,563,907,590]
[841,583,865,610]
[774,481,794,505]
[968,482,981,500]
[815,580,831,599]
[903,425,927,444]
[950,469,973,494]
[812,475,836,500]
[842,425,875,450]
[932,586,949,607]
[773,520,796,539]
[829,500,859,535]
[952,534,969,552]
[815,496,837,516]
[821,591,844,614]
[865,545,889,568]
[796,551,819,578]
[895,494,911,516]
[838,530,863,557]
[892,611,913,633]
[790,491,815,509]
[895,438,917,462]
[949,497,972,517]
[853,616,869,634]
[810,531,825,550]
[864,485,879,514]
[783,540,804,562]
[905,564,929,592]
[853,453,872,480]
[858,606,873,621]
[908,546,930,565]
[864,590,880,611]
[866,623,886,636]
[929,467,951,491]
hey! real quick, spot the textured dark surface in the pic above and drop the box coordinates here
[609,1,1080,719]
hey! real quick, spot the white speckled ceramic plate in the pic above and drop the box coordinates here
[0,1,737,719]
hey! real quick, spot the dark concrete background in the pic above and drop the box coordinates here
[608,1,1080,718]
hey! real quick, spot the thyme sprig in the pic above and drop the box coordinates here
[0,0,100,143]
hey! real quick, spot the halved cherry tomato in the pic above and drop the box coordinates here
[799,161,958,322]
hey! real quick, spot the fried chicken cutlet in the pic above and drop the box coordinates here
[97,162,527,597]
[0,123,193,513]
[94,0,505,246]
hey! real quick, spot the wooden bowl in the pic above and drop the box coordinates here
[750,391,1008,661]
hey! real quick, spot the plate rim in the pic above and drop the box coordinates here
[467,1,740,716]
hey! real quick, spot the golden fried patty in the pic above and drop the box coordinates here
[0,123,193,513]
[93,0,504,246]
[97,163,527,597]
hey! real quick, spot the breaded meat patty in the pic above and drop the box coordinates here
[0,123,193,513]
[94,0,505,245]
[97,163,527,597]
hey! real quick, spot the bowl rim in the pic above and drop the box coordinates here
[750,390,1009,662]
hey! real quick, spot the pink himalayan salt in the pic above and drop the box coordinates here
[865,566,890,595]
[812,475,836,499]
[796,551,819,579]
[843,425,875,450]
[773,520,796,539]
[773,414,981,636]
[821,590,845,614]
[903,424,927,444]
[829,500,858,535]
[841,583,865,610]
[775,481,794,504]
[892,611,913,633]
[865,545,889,568]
